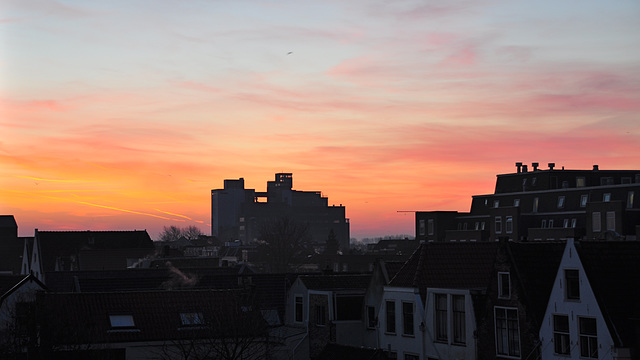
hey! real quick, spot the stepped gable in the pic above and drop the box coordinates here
[390,242,499,301]
[575,240,640,348]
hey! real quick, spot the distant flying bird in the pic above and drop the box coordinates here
[287,51,293,55]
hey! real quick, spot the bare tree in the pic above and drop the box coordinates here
[158,225,204,242]
[257,217,310,273]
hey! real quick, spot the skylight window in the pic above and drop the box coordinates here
[109,315,135,328]
[180,312,204,326]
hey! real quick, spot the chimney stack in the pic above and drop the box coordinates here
[515,162,523,173]
[593,165,599,171]
[532,162,539,171]
[548,163,555,170]
[522,164,528,173]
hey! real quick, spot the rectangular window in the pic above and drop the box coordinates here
[628,191,635,208]
[563,219,569,228]
[576,177,585,187]
[513,199,520,207]
[386,301,396,333]
[494,200,500,208]
[481,222,486,230]
[606,211,616,231]
[579,317,598,358]
[603,193,611,202]
[580,194,588,207]
[557,196,565,209]
[541,219,547,228]
[402,302,414,336]
[180,312,204,326]
[571,218,577,228]
[475,222,479,230]
[404,354,420,360]
[553,315,570,355]
[367,306,376,329]
[495,307,520,357]
[505,216,513,234]
[428,219,434,236]
[495,216,502,234]
[498,272,510,299]
[435,294,448,342]
[452,295,465,345]
[565,269,580,300]
[548,219,554,228]
[533,197,539,213]
[315,305,326,326]
[109,315,135,328]
[295,296,303,323]
[419,219,425,236]
[592,212,601,232]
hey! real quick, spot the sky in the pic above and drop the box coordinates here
[1,0,639,240]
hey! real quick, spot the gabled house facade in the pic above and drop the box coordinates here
[0,274,47,354]
[539,239,640,360]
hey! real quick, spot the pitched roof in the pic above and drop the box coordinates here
[37,289,267,346]
[35,230,154,272]
[0,237,25,274]
[389,242,499,299]
[299,273,371,291]
[575,241,640,348]
[505,241,565,325]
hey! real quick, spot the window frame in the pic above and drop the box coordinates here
[386,300,396,334]
[603,193,611,202]
[553,314,570,355]
[580,194,588,207]
[557,196,565,209]
[402,301,414,336]
[366,305,377,329]
[294,295,304,323]
[498,272,511,299]
[435,294,448,342]
[452,295,466,345]
[505,216,513,234]
[179,312,204,327]
[592,212,601,233]
[606,211,616,231]
[494,306,521,358]
[565,269,580,300]
[495,216,502,234]
[579,317,598,359]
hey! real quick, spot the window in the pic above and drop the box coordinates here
[404,354,420,360]
[579,317,598,358]
[402,302,414,336]
[505,216,513,234]
[495,307,520,357]
[541,220,547,228]
[367,306,377,329]
[419,220,425,236]
[592,212,601,232]
[495,216,502,234]
[463,222,468,230]
[565,269,580,300]
[603,193,611,202]
[557,196,565,209]
[553,315,570,355]
[180,312,204,326]
[563,219,569,228]
[576,177,585,187]
[580,194,588,207]
[452,295,465,345]
[481,222,486,230]
[109,315,135,328]
[628,191,635,208]
[601,177,614,185]
[295,296,303,323]
[335,295,363,321]
[498,272,510,299]
[428,219,434,236]
[606,211,616,231]
[315,305,326,326]
[571,218,577,228]
[435,294,448,342]
[386,301,396,333]
[475,222,479,230]
[513,199,520,207]
[494,200,500,208]
[533,197,539,213]
[548,219,554,228]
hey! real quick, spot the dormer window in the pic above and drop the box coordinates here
[557,196,565,209]
[493,200,500,208]
[498,272,510,299]
[603,193,611,202]
[180,312,204,326]
[109,315,135,329]
[580,194,588,207]
[513,199,520,207]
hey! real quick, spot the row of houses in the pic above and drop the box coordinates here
[2,237,638,359]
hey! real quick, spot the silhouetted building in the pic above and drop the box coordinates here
[212,173,350,251]
[416,163,640,242]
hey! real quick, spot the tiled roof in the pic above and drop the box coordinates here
[389,242,499,299]
[299,273,371,291]
[506,241,565,325]
[576,241,640,348]
[0,275,27,297]
[37,288,267,346]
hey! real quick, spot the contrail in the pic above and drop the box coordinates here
[154,209,193,220]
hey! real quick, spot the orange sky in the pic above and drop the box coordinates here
[2,0,640,240]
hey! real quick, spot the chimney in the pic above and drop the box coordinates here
[593,165,599,171]
[532,162,539,171]
[515,162,523,173]
[548,163,555,170]
[522,164,528,173]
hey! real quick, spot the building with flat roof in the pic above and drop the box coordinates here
[212,173,350,251]
[416,163,640,242]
